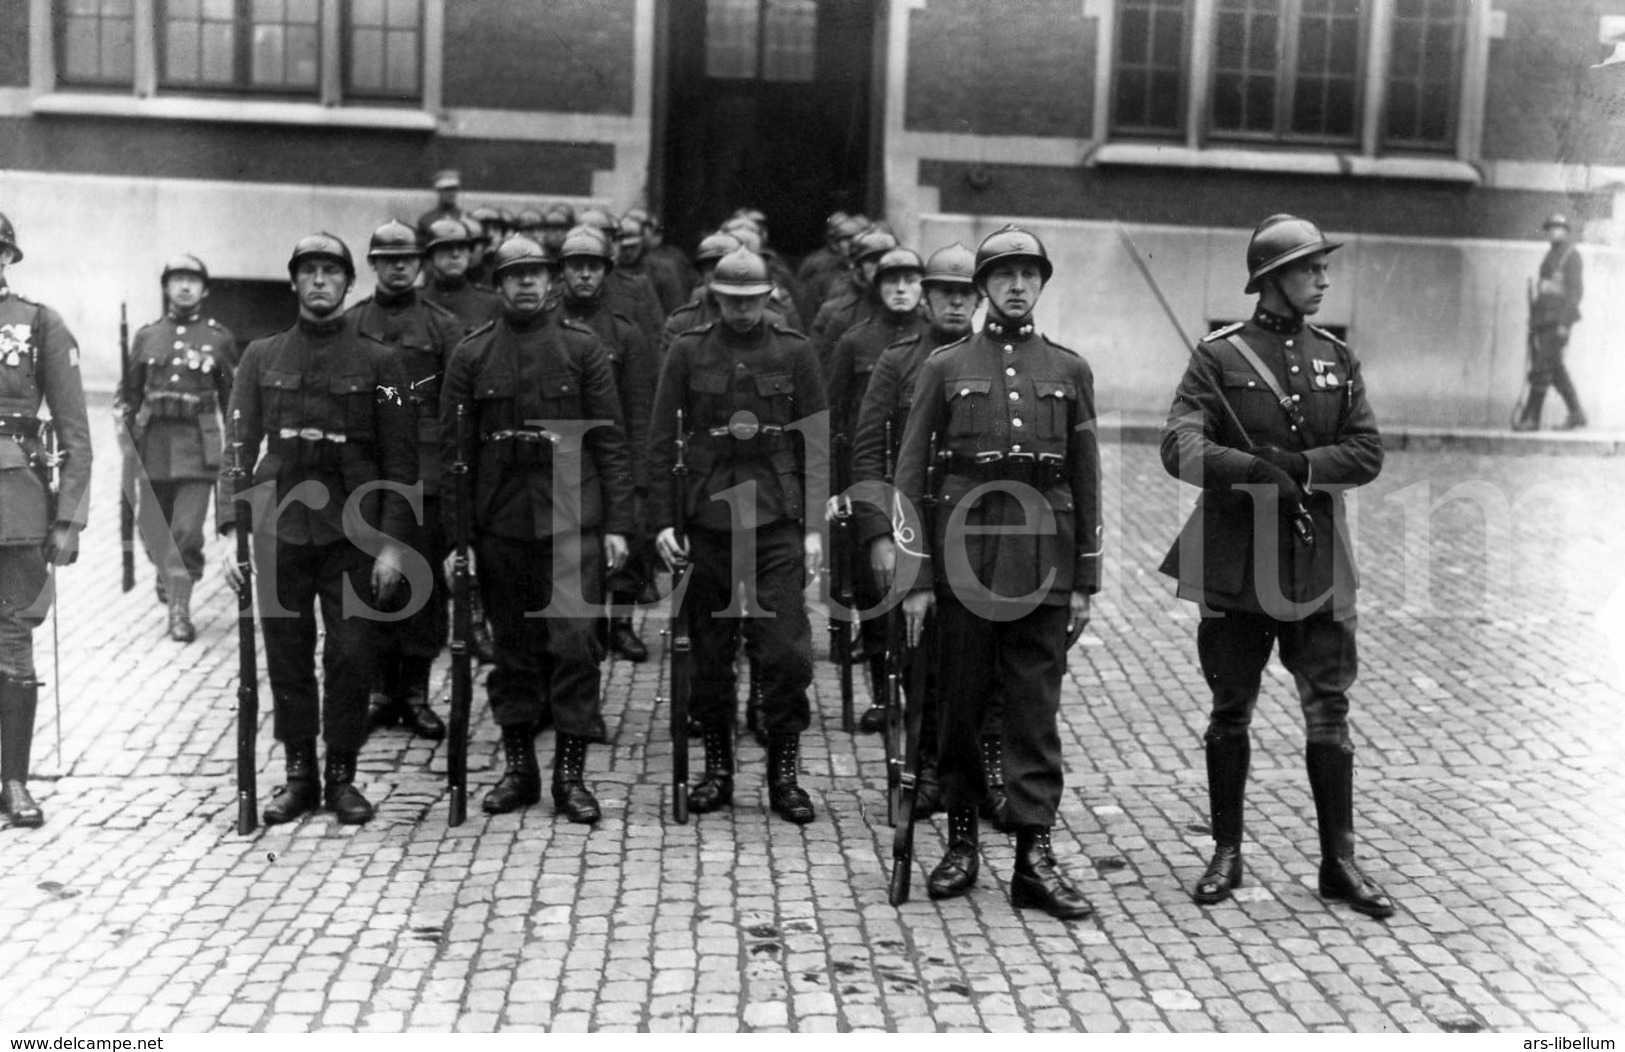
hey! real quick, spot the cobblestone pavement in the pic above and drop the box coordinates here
[0,411,1622,1033]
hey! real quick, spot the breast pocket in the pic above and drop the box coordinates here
[330,374,375,439]
[1033,379,1074,441]
[687,369,731,420]
[753,371,795,422]
[537,372,579,421]
[259,368,302,424]
[943,378,993,441]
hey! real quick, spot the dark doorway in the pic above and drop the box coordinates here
[661,0,877,262]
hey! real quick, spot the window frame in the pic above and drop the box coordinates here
[54,0,138,89]
[341,0,426,104]
[155,0,323,98]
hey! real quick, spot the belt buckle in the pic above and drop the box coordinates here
[298,427,324,442]
[1036,452,1063,464]
[1005,451,1036,463]
[973,450,1003,464]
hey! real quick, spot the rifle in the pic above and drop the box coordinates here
[829,432,856,732]
[118,303,135,593]
[446,402,473,827]
[881,415,904,826]
[664,407,692,823]
[34,420,66,768]
[227,410,258,835]
[889,429,942,906]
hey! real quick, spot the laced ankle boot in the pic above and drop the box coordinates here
[767,733,816,824]
[927,807,979,899]
[688,722,734,813]
[484,723,542,814]
[1011,826,1093,920]
[551,733,602,824]
[398,656,445,740]
[262,739,320,825]
[323,749,374,825]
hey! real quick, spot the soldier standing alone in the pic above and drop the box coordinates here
[0,212,92,828]
[1513,212,1587,431]
[894,226,1101,918]
[124,254,236,642]
[1159,213,1393,918]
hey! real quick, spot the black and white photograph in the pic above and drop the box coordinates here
[0,0,1622,1036]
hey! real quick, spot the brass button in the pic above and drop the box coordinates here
[1008,391,1019,401]
[1005,367,1015,377]
[1291,365,1300,374]
[1012,417,1023,428]
[1011,444,1022,452]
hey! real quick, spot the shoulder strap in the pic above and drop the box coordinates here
[1223,333,1316,448]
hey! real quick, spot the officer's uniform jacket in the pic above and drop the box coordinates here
[1158,308,1382,618]
[125,311,236,483]
[0,286,92,546]
[893,319,1101,608]
[1532,242,1583,330]
[560,296,654,494]
[850,325,959,547]
[220,313,417,546]
[647,319,826,535]
[828,310,928,454]
[438,308,634,543]
[424,276,501,337]
[346,290,464,490]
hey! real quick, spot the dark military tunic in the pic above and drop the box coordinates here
[126,310,237,591]
[794,246,848,326]
[893,317,1102,826]
[222,312,417,750]
[439,307,634,736]
[346,288,465,660]
[647,319,826,735]
[1158,307,1382,743]
[605,267,667,353]
[0,285,91,681]
[424,276,501,337]
[812,281,878,379]
[659,291,789,365]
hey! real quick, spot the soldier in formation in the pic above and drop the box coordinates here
[0,212,92,829]
[123,254,237,643]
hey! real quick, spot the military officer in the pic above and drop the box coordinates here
[893,226,1101,919]
[1160,213,1393,918]
[0,212,92,828]
[827,246,929,733]
[1514,212,1587,431]
[648,247,826,825]
[124,254,237,642]
[415,169,463,237]
[220,233,417,827]
[422,217,501,335]
[556,225,655,662]
[851,241,981,819]
[439,237,635,823]
[348,220,465,740]
[812,227,897,376]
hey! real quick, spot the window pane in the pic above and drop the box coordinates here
[1290,0,1358,140]
[763,0,816,82]
[62,1,135,84]
[385,29,418,92]
[63,19,101,79]
[287,0,318,24]
[203,0,233,17]
[251,24,284,84]
[1384,0,1463,148]
[351,26,384,89]
[165,21,200,80]
[1211,0,1279,133]
[252,0,284,20]
[287,25,318,85]
[169,0,200,18]
[1113,0,1186,135]
[353,0,385,26]
[706,0,758,79]
[201,21,233,81]
[387,0,420,29]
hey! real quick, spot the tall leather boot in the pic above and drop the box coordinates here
[323,749,375,825]
[261,738,320,825]
[397,655,445,740]
[1307,741,1395,918]
[927,806,979,899]
[767,733,816,824]
[1192,730,1249,905]
[1011,826,1093,920]
[0,678,44,827]
[484,723,542,814]
[552,733,602,824]
[167,576,196,643]
[1513,386,1546,432]
[979,735,1015,832]
[688,722,734,813]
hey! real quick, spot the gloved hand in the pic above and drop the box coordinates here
[42,524,79,566]
[1245,456,1302,510]
[1251,445,1308,484]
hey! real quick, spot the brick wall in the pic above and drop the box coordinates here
[902,0,1094,138]
[443,0,637,114]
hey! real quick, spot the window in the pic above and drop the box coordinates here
[1109,0,1470,153]
[705,0,817,83]
[58,0,135,85]
[160,0,320,93]
[346,0,424,100]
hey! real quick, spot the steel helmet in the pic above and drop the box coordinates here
[623,207,651,230]
[469,205,505,230]
[0,212,22,263]
[922,242,976,287]
[491,236,553,278]
[366,220,421,259]
[542,203,576,229]
[1244,214,1341,293]
[695,232,742,266]
[709,247,775,297]
[558,225,615,267]
[727,225,764,254]
[851,227,899,264]
[577,207,616,234]
[825,210,851,234]
[424,216,474,252]
[832,214,865,240]
[160,252,210,284]
[1543,212,1570,231]
[515,208,545,233]
[973,224,1053,284]
[874,247,925,281]
[287,232,355,283]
